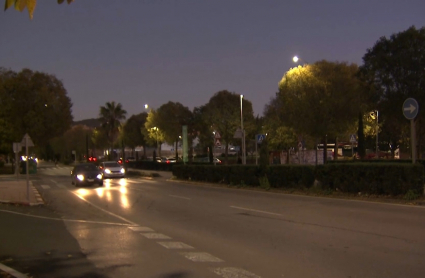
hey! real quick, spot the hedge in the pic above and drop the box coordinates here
[315,163,424,195]
[173,165,315,189]
[172,163,424,195]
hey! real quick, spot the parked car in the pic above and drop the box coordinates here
[99,161,125,178]
[71,163,103,187]
[197,157,222,164]
[156,157,177,163]
[126,157,136,163]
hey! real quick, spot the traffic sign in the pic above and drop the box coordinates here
[403,98,419,120]
[214,131,221,139]
[349,134,357,143]
[20,133,34,147]
[256,134,266,143]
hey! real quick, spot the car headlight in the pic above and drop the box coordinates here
[105,169,111,174]
[96,174,103,179]
[120,168,125,174]
[77,174,85,181]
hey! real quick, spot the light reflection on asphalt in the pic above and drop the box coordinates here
[76,178,131,210]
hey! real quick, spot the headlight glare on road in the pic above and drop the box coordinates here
[96,174,102,179]
[120,168,125,174]
[105,169,111,174]
[77,174,84,181]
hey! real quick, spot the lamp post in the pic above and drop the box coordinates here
[152,127,159,157]
[371,111,379,158]
[240,95,246,164]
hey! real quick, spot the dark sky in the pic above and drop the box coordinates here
[1,0,424,121]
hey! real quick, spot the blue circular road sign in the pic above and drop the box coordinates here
[403,98,419,120]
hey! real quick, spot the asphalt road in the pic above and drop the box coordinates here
[1,163,425,277]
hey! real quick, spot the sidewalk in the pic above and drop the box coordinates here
[0,176,44,206]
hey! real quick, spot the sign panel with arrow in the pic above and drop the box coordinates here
[403,98,419,120]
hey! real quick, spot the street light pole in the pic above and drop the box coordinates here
[375,110,379,159]
[240,95,246,165]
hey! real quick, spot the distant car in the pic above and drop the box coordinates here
[99,161,125,178]
[71,163,103,187]
[157,157,178,163]
[126,157,136,163]
[198,157,222,164]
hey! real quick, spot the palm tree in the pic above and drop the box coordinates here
[98,101,127,160]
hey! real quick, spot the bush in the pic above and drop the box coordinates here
[315,163,424,195]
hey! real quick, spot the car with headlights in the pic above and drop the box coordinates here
[99,161,125,178]
[71,163,103,187]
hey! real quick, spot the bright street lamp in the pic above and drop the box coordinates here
[293,56,299,63]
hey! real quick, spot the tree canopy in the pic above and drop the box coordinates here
[4,0,74,19]
[0,68,73,157]
[268,61,371,144]
[202,90,255,157]
[98,101,127,156]
[359,26,425,156]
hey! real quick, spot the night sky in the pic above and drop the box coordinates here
[1,0,424,121]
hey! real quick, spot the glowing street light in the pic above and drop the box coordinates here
[293,56,299,63]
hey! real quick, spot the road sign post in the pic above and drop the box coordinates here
[21,133,34,203]
[255,134,266,165]
[349,134,357,157]
[403,98,419,163]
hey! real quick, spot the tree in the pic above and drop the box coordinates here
[359,26,425,158]
[357,112,366,159]
[4,0,74,19]
[203,90,255,163]
[50,124,91,162]
[122,113,148,159]
[0,68,73,158]
[98,101,127,159]
[271,61,372,162]
[263,99,298,163]
[148,102,193,159]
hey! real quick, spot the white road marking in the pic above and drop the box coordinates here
[212,267,262,278]
[0,263,28,278]
[128,226,154,232]
[230,206,282,216]
[70,191,138,226]
[57,184,67,189]
[0,209,131,226]
[41,185,50,189]
[158,242,194,249]
[169,195,191,200]
[181,252,223,262]
[141,233,171,239]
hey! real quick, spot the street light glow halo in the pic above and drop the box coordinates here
[293,56,299,63]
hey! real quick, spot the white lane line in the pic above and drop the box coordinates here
[158,242,194,249]
[41,185,50,189]
[0,263,28,278]
[181,252,223,263]
[128,226,154,232]
[212,267,262,278]
[169,195,191,200]
[0,209,131,226]
[70,191,138,226]
[141,233,171,239]
[230,206,282,216]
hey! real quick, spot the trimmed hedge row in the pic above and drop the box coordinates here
[173,165,315,189]
[173,163,424,196]
[315,163,424,195]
